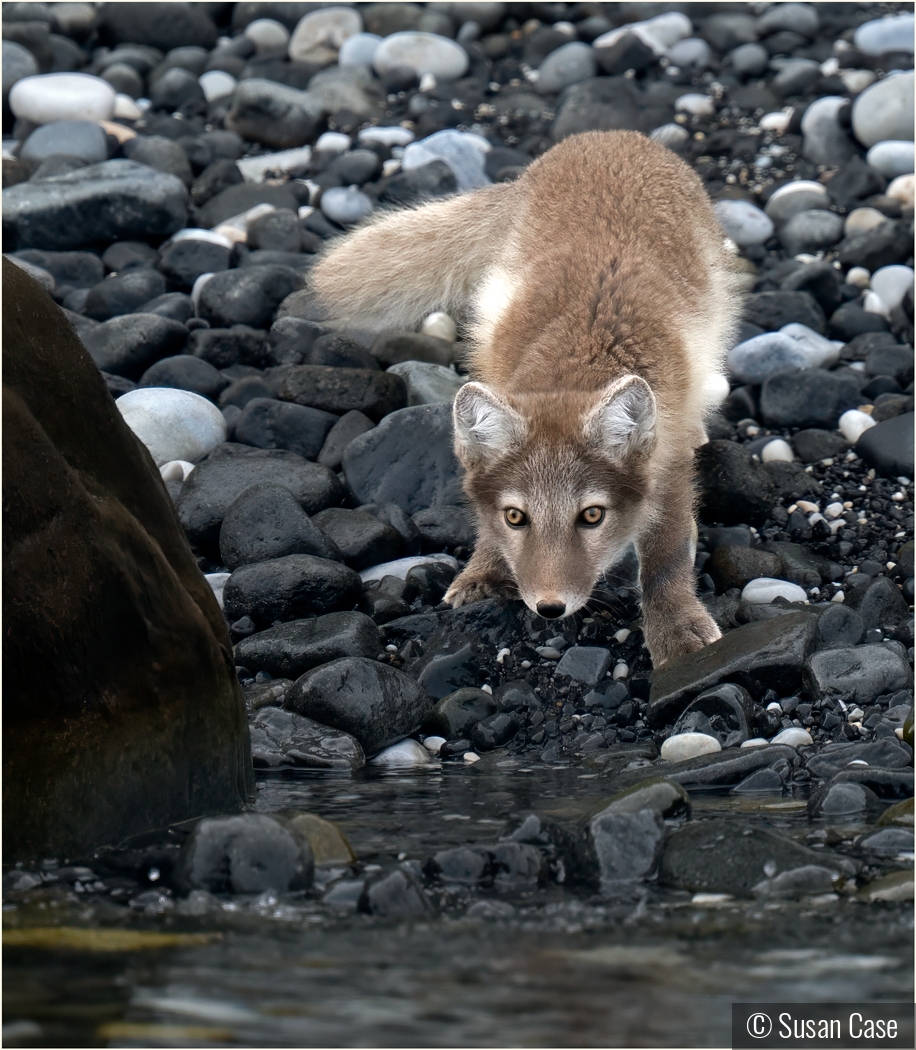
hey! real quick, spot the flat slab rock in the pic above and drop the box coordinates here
[249,706,365,771]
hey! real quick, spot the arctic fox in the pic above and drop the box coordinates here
[311,131,742,667]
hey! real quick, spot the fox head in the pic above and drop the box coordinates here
[452,375,659,620]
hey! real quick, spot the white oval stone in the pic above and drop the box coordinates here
[358,125,414,147]
[339,32,383,67]
[764,180,830,224]
[244,18,290,53]
[422,736,446,753]
[866,140,915,178]
[661,733,722,762]
[315,131,352,153]
[839,409,877,444]
[169,228,234,249]
[649,123,690,148]
[675,93,714,116]
[844,208,886,238]
[159,459,195,482]
[116,388,227,467]
[289,6,362,64]
[740,738,770,748]
[370,739,431,767]
[824,502,845,519]
[845,265,872,288]
[771,727,814,747]
[421,311,457,342]
[236,146,312,182]
[886,173,914,207]
[374,32,469,81]
[359,554,460,583]
[728,332,809,384]
[839,69,876,95]
[205,572,231,609]
[320,185,373,225]
[113,94,143,120]
[854,13,915,57]
[762,439,794,463]
[741,578,808,604]
[759,111,791,133]
[852,71,914,149]
[10,72,116,124]
[199,70,237,102]
[713,199,774,247]
[871,265,915,312]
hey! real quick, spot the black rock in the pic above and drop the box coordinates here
[759,367,861,429]
[266,316,324,366]
[804,645,913,707]
[864,345,913,385]
[706,545,782,591]
[424,846,493,884]
[198,265,302,330]
[404,560,456,604]
[411,634,479,700]
[658,819,851,896]
[317,409,375,471]
[138,354,227,399]
[412,504,475,551]
[760,541,839,588]
[304,333,379,370]
[197,181,300,228]
[219,482,341,570]
[80,312,188,379]
[101,371,135,398]
[12,248,103,289]
[3,159,188,251]
[830,766,914,800]
[792,428,849,463]
[846,576,911,632]
[343,403,463,513]
[816,603,865,648]
[648,744,798,790]
[177,444,345,552]
[191,158,244,207]
[249,705,365,770]
[806,780,883,819]
[837,220,912,272]
[856,413,914,477]
[649,612,818,726]
[101,241,158,273]
[311,507,402,571]
[829,301,891,341]
[157,237,231,291]
[471,711,518,751]
[780,262,844,317]
[673,683,753,748]
[358,868,430,919]
[371,331,454,367]
[806,740,914,782]
[189,326,270,370]
[84,268,167,321]
[234,397,338,460]
[743,291,826,334]
[235,611,380,680]
[178,813,312,894]
[123,134,194,186]
[551,76,673,141]
[286,657,432,755]
[268,364,406,422]
[593,31,656,75]
[136,292,195,323]
[223,553,361,625]
[377,159,458,205]
[219,376,274,410]
[423,687,497,739]
[100,2,218,51]
[553,645,612,687]
[696,440,777,526]
[247,208,302,253]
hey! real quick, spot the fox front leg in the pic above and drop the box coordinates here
[444,540,518,607]
[636,474,721,668]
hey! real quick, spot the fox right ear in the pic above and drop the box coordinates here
[453,382,525,464]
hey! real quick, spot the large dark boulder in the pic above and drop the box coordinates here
[2,260,253,860]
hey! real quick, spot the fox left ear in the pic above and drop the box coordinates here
[584,375,657,456]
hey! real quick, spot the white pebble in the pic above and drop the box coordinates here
[824,502,845,519]
[831,591,845,603]
[289,6,362,64]
[661,732,722,762]
[359,554,459,584]
[536,647,562,660]
[170,228,234,249]
[863,289,889,317]
[866,140,915,179]
[374,31,469,81]
[761,439,794,463]
[320,186,373,225]
[612,662,629,680]
[839,409,877,444]
[759,111,791,133]
[871,265,915,313]
[358,125,414,147]
[740,738,771,748]
[191,271,216,311]
[796,500,819,513]
[463,752,480,764]
[198,70,236,102]
[742,578,808,604]
[314,131,352,153]
[886,174,914,209]
[839,69,876,95]
[236,147,312,182]
[675,93,715,117]
[370,739,430,767]
[649,123,690,148]
[766,701,783,712]
[495,648,511,665]
[339,32,383,68]
[159,459,195,482]
[520,660,532,670]
[117,388,226,467]
[205,573,231,609]
[771,727,813,747]
[112,94,142,120]
[480,684,493,695]
[421,311,457,342]
[10,72,115,124]
[244,18,290,53]
[613,628,631,644]
[845,265,871,288]
[422,736,446,753]
[854,12,915,57]
[713,199,774,247]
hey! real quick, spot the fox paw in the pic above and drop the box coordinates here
[646,607,721,668]
[444,571,515,608]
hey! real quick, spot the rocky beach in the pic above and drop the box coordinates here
[2,2,914,1046]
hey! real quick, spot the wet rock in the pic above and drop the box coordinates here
[80,313,189,380]
[856,827,914,857]
[706,546,782,591]
[342,402,463,513]
[287,813,356,866]
[411,504,474,552]
[857,870,914,903]
[845,576,911,632]
[792,428,849,463]
[878,798,914,828]
[696,440,776,527]
[312,507,403,571]
[157,237,232,291]
[651,745,797,790]
[235,611,379,680]
[806,739,914,782]
[219,483,341,570]
[743,291,825,335]
[831,767,914,801]
[471,712,518,751]
[804,646,914,707]
[424,687,496,739]
[370,738,430,767]
[268,364,406,422]
[223,554,361,626]
[554,646,612,686]
[3,160,187,251]
[179,814,313,894]
[225,78,323,149]
[3,260,252,860]
[249,706,365,771]
[234,398,338,461]
[806,781,883,819]
[752,865,839,899]
[649,612,818,726]
[411,633,479,700]
[660,732,721,762]
[425,847,492,884]
[358,868,430,918]
[658,819,852,896]
[286,657,432,755]
[672,683,753,748]
[816,604,866,648]
[731,768,784,793]
[177,444,344,553]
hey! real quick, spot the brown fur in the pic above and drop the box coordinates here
[311,131,743,666]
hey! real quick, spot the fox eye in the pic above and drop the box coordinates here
[580,506,605,527]
[504,507,528,528]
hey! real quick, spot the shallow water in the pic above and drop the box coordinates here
[4,764,913,1048]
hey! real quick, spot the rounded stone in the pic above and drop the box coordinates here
[320,186,374,225]
[370,739,431,767]
[764,181,830,224]
[2,40,39,100]
[852,71,914,149]
[116,387,227,467]
[844,207,886,237]
[339,32,383,67]
[770,727,813,747]
[741,578,808,605]
[866,140,915,179]
[199,70,236,102]
[713,199,774,247]
[9,72,116,124]
[870,265,915,313]
[289,6,363,64]
[727,333,810,384]
[839,409,876,444]
[421,312,457,342]
[761,438,794,463]
[778,210,845,256]
[244,18,290,53]
[20,120,108,165]
[373,31,469,81]
[660,732,722,762]
[536,41,597,94]
[854,13,915,57]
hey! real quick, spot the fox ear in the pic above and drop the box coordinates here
[453,382,525,464]
[584,375,657,456]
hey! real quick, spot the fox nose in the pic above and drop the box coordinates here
[536,600,566,619]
